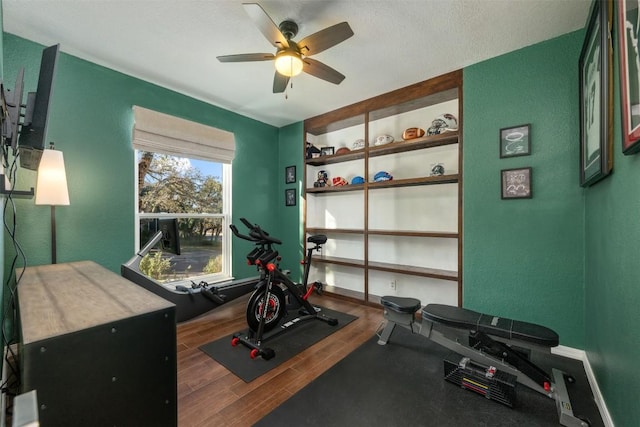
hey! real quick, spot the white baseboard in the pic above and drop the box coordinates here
[552,345,614,427]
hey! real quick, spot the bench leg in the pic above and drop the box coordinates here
[377,309,419,345]
[377,321,397,345]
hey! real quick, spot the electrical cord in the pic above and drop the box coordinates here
[0,139,27,409]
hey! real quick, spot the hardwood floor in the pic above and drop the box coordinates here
[177,294,383,427]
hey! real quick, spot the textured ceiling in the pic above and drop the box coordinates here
[2,0,591,128]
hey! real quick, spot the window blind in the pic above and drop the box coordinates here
[132,106,235,163]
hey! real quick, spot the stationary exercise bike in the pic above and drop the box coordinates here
[229,218,338,360]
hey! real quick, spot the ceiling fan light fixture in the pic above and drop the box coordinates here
[275,51,303,77]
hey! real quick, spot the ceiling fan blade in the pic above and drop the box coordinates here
[242,3,289,49]
[217,53,275,63]
[297,22,354,56]
[302,58,345,85]
[273,72,290,93]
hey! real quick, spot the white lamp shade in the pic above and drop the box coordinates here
[35,149,70,206]
[274,51,303,77]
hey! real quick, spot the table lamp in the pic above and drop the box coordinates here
[35,143,69,264]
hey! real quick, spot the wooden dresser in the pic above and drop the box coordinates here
[18,260,177,426]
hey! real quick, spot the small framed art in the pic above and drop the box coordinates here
[320,146,335,156]
[285,165,296,184]
[499,124,531,158]
[501,167,532,199]
[285,188,296,206]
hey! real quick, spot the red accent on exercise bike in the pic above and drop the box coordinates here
[247,259,252,266]
[231,337,240,346]
[266,263,276,272]
[303,284,315,301]
[544,381,551,392]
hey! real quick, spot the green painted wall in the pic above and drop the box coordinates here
[2,33,280,279]
[583,23,640,427]
[277,121,305,279]
[463,31,586,348]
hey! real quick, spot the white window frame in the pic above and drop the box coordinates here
[134,155,233,284]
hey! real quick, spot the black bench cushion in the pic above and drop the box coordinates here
[422,304,559,347]
[380,296,421,314]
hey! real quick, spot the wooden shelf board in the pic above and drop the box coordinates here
[368,230,458,238]
[306,228,364,235]
[306,133,458,166]
[369,174,458,190]
[367,261,458,281]
[368,132,458,157]
[306,184,365,193]
[312,256,457,281]
[306,150,365,166]
[307,175,457,193]
[311,255,365,268]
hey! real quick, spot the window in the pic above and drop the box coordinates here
[135,152,232,284]
[132,106,235,285]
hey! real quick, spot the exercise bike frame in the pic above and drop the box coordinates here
[229,219,338,360]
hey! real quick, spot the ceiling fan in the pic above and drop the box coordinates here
[217,3,354,93]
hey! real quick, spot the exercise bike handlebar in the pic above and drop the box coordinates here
[230,218,282,246]
[229,224,259,243]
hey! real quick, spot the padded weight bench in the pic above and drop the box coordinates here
[377,296,588,427]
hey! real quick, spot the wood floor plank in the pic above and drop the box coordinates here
[176,293,382,426]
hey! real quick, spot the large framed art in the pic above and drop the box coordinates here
[618,0,640,154]
[579,0,613,186]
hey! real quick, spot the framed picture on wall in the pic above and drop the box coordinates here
[579,0,613,186]
[285,188,296,206]
[285,165,296,184]
[499,124,531,158]
[501,167,532,199]
[320,146,335,156]
[618,0,640,154]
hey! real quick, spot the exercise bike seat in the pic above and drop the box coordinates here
[308,234,327,245]
[422,304,559,348]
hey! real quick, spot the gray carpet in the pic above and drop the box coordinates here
[256,325,603,427]
[199,306,357,382]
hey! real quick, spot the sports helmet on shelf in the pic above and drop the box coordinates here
[332,176,347,186]
[373,134,394,146]
[351,176,365,184]
[427,113,458,136]
[430,163,445,176]
[352,139,365,150]
[373,171,393,182]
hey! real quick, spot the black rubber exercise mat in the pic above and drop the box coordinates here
[256,325,604,427]
[199,306,357,382]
